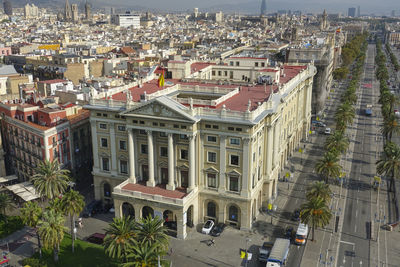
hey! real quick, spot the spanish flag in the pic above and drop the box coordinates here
[158,70,165,88]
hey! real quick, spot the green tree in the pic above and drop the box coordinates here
[306,181,332,203]
[377,142,400,192]
[381,115,400,142]
[60,190,85,253]
[300,197,332,241]
[315,151,342,183]
[103,216,137,263]
[0,193,12,217]
[325,131,349,154]
[20,201,43,258]
[123,241,166,267]
[136,216,169,253]
[335,102,355,125]
[333,67,349,80]
[32,160,70,200]
[38,209,67,262]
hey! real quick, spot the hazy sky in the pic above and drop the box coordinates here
[96,0,400,14]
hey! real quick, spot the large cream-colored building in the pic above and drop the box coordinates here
[86,62,316,239]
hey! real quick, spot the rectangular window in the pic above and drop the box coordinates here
[230,155,239,166]
[160,147,168,157]
[255,62,259,67]
[236,62,239,66]
[139,130,146,135]
[102,158,109,171]
[96,113,101,116]
[208,152,217,163]
[218,71,221,76]
[117,125,126,131]
[119,140,127,150]
[207,136,217,142]
[141,144,148,154]
[99,123,107,129]
[224,71,228,76]
[230,61,234,66]
[174,124,179,128]
[205,124,211,129]
[259,146,262,156]
[261,62,265,67]
[253,152,256,162]
[101,138,108,148]
[159,132,167,137]
[212,70,216,75]
[207,173,217,188]
[212,125,219,129]
[236,128,242,132]
[180,149,188,160]
[120,160,128,174]
[230,138,240,145]
[228,127,234,131]
[102,113,107,117]
[229,176,239,192]
[180,134,188,140]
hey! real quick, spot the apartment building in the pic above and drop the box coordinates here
[86,61,316,239]
[0,101,90,180]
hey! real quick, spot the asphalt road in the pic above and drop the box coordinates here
[336,43,377,267]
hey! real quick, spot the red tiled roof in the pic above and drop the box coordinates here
[121,183,188,199]
[67,109,90,124]
[191,62,215,74]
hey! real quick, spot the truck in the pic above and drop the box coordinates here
[266,238,291,267]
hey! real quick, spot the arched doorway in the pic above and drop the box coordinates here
[163,210,176,230]
[205,201,217,222]
[142,206,154,219]
[187,205,194,227]
[227,204,240,228]
[121,202,135,218]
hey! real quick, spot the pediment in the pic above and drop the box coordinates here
[121,96,196,122]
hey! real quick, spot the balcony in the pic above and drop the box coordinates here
[113,180,198,207]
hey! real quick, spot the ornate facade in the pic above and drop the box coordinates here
[86,63,316,239]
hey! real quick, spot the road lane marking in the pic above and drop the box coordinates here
[355,210,358,218]
[354,224,357,232]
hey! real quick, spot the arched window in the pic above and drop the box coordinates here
[229,205,238,222]
[207,202,216,218]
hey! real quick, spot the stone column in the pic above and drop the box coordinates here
[241,137,250,197]
[110,123,117,175]
[146,130,155,187]
[127,129,136,183]
[43,135,50,161]
[167,133,175,190]
[273,120,280,167]
[266,126,273,176]
[188,134,196,191]
[218,135,227,192]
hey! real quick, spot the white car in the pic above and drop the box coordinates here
[202,220,215,234]
[324,128,331,135]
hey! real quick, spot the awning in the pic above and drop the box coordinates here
[0,175,18,184]
[5,182,40,201]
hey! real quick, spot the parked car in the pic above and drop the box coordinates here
[85,233,106,245]
[202,220,215,235]
[258,241,274,262]
[210,223,226,237]
[312,121,326,127]
[82,200,103,218]
[324,127,331,135]
[291,209,301,221]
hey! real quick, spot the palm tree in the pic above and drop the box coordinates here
[20,201,43,258]
[32,160,70,200]
[38,209,67,262]
[47,198,63,213]
[381,92,399,114]
[0,193,12,217]
[306,181,332,203]
[377,142,400,192]
[381,115,400,142]
[60,190,85,253]
[103,216,137,263]
[136,216,169,253]
[335,103,355,125]
[315,151,342,183]
[300,197,332,241]
[325,131,349,154]
[123,241,166,267]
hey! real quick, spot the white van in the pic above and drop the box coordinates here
[295,223,308,245]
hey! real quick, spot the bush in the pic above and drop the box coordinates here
[0,216,25,238]
[22,258,48,267]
